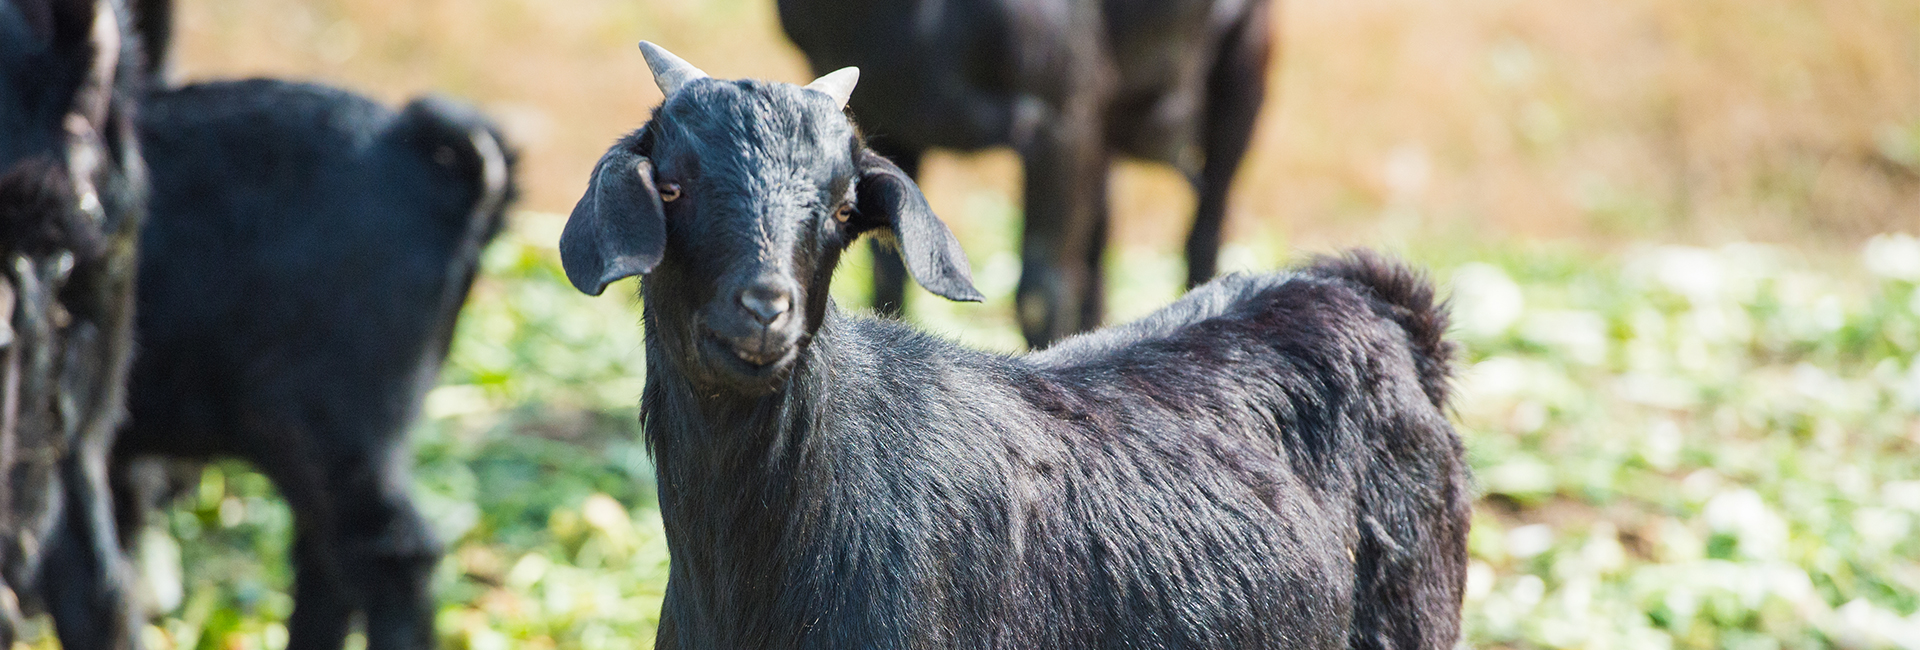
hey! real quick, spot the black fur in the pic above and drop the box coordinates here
[778,0,1276,347]
[562,63,1468,650]
[1301,250,1457,409]
[110,79,514,650]
[1,0,150,647]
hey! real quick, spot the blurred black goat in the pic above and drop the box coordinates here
[1,0,149,647]
[779,0,1276,347]
[113,79,512,650]
[560,43,1466,650]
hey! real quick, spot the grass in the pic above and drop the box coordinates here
[19,216,1910,650]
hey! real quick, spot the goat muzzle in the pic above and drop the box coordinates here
[700,276,805,377]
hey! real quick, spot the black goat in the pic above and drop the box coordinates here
[110,79,512,650]
[1,0,150,647]
[561,44,1467,650]
[778,0,1276,347]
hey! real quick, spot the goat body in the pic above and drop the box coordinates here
[647,256,1468,650]
[778,0,1275,346]
[562,48,1466,650]
[112,78,512,650]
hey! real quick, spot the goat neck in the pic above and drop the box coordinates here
[636,267,853,637]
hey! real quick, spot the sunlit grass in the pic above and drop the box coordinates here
[26,219,1908,650]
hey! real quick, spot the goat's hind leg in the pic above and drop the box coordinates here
[355,499,439,650]
[331,451,440,650]
[1187,0,1273,290]
[279,457,439,650]
[263,457,354,650]
[1015,101,1109,347]
[1078,154,1110,334]
[285,529,354,650]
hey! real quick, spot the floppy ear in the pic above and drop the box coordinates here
[855,149,983,302]
[560,147,665,296]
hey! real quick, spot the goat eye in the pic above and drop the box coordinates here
[834,203,854,223]
[659,183,682,202]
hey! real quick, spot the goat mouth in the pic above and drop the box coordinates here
[701,333,797,377]
[732,344,783,367]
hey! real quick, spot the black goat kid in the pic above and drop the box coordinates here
[779,0,1276,347]
[562,44,1468,650]
[111,79,512,650]
[1,0,149,648]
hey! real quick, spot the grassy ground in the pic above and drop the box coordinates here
[20,0,1915,647]
[24,213,1910,650]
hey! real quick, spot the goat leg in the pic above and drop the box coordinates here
[1015,99,1108,347]
[355,499,440,650]
[1187,0,1274,290]
[328,451,440,650]
[39,434,145,650]
[284,531,354,650]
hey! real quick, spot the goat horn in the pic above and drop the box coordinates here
[805,67,859,109]
[637,41,709,97]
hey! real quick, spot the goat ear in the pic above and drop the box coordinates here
[392,96,514,236]
[855,150,984,302]
[560,148,665,296]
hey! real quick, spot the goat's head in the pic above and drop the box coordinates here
[562,42,981,391]
[1,0,127,261]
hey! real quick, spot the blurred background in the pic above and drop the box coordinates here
[161,0,1920,250]
[41,0,1920,648]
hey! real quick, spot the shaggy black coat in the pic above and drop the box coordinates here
[0,0,150,647]
[650,260,1468,650]
[778,0,1275,347]
[560,62,1468,650]
[110,79,512,650]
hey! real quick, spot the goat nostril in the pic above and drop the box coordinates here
[739,287,792,325]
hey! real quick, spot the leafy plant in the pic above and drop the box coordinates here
[25,225,1917,650]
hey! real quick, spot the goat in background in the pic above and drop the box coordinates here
[112,78,512,650]
[779,0,1276,347]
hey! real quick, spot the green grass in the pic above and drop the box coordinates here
[23,223,1920,650]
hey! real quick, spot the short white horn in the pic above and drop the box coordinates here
[805,67,860,109]
[638,41,709,97]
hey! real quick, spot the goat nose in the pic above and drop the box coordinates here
[738,282,792,325]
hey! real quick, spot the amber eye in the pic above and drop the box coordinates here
[659,183,682,202]
[834,203,854,223]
